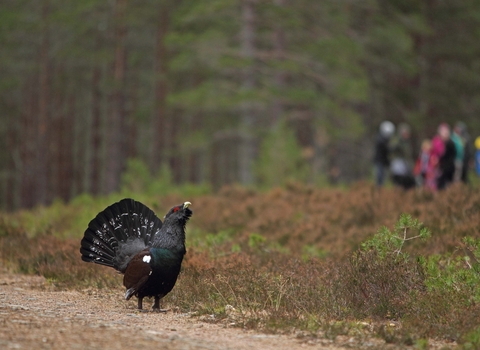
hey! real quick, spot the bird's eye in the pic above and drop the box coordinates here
[173,206,180,213]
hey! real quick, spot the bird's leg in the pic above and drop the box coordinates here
[137,297,150,313]
[153,296,160,309]
[152,296,169,313]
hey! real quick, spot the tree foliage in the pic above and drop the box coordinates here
[1,0,480,209]
[255,119,309,187]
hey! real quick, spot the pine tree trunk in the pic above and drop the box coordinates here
[105,0,127,194]
[49,65,62,202]
[20,77,38,209]
[238,0,257,185]
[61,96,75,200]
[90,65,103,195]
[188,115,204,183]
[271,0,286,125]
[151,6,170,173]
[36,0,50,205]
[5,116,20,210]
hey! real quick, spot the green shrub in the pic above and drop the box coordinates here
[461,326,480,349]
[361,213,431,260]
[121,158,211,198]
[254,119,309,188]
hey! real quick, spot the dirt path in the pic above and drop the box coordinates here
[0,271,454,349]
[0,271,348,350]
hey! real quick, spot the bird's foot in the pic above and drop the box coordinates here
[152,307,170,313]
[136,308,150,313]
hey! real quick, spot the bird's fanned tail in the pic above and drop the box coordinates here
[80,198,163,271]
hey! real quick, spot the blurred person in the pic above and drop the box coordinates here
[413,139,436,190]
[431,123,456,190]
[451,124,465,182]
[390,123,415,167]
[373,121,395,187]
[390,123,415,190]
[455,122,472,183]
[475,136,480,177]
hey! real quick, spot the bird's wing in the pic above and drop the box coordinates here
[123,249,153,300]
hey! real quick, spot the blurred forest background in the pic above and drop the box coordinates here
[2,0,480,211]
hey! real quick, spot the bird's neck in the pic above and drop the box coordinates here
[152,225,186,254]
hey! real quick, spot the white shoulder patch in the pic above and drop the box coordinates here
[143,255,152,263]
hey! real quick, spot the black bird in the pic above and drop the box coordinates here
[80,198,192,310]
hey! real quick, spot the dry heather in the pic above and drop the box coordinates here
[1,183,480,346]
[188,182,479,257]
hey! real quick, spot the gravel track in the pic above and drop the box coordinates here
[0,272,339,350]
[0,271,455,349]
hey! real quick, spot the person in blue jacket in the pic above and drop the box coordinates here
[475,136,480,177]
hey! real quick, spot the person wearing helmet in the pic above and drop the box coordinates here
[373,121,395,187]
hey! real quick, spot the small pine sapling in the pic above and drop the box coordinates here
[361,213,431,260]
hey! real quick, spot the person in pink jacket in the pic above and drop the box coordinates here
[414,139,437,190]
[431,123,457,190]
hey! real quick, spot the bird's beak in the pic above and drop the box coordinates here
[183,201,192,209]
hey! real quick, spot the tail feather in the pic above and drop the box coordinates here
[80,198,163,271]
[80,230,116,267]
